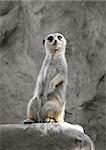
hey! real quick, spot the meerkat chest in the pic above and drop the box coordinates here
[43,63,57,82]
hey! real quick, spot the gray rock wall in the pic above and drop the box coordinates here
[0,1,106,150]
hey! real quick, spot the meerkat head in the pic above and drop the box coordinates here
[43,33,66,55]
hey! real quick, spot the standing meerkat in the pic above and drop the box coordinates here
[24,33,68,123]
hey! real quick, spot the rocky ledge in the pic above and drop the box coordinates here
[0,122,95,150]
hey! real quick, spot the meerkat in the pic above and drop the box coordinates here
[24,33,68,123]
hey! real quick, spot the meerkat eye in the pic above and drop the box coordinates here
[47,36,53,42]
[58,35,62,40]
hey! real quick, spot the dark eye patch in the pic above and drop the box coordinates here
[58,35,62,40]
[47,36,53,42]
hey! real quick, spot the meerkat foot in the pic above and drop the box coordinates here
[45,117,56,123]
[23,118,36,124]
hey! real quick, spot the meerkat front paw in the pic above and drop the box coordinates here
[45,117,56,123]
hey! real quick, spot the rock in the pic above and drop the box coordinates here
[0,123,95,150]
[0,1,105,150]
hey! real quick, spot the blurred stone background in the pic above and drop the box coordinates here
[0,1,106,150]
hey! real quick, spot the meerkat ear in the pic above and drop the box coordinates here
[43,39,45,45]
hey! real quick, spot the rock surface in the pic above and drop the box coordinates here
[0,1,106,150]
[0,123,95,150]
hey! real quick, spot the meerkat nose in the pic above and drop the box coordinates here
[53,40,57,45]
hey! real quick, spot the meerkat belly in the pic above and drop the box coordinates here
[42,64,57,101]
[46,65,57,81]
[43,63,57,83]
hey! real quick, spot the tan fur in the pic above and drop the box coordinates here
[24,33,68,124]
[55,105,65,122]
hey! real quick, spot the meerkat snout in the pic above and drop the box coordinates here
[53,39,57,45]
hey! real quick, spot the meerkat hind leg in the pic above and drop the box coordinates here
[41,99,65,123]
[45,104,65,123]
[44,110,64,123]
[24,97,40,124]
[44,111,56,123]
